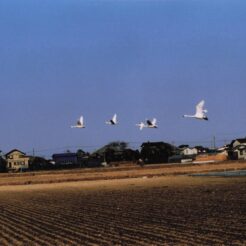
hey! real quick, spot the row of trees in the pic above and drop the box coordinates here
[0,157,6,172]
[28,141,177,170]
[92,141,176,165]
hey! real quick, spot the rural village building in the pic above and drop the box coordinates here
[230,138,246,160]
[180,147,198,156]
[233,145,246,160]
[52,152,79,166]
[5,149,30,171]
[231,138,246,149]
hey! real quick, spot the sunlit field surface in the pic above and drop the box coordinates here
[0,172,245,245]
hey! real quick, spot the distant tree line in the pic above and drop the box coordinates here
[0,157,7,172]
[2,140,235,173]
[0,141,177,172]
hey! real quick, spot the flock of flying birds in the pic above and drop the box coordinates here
[71,100,208,130]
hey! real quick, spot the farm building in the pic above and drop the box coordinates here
[52,150,90,168]
[52,152,79,166]
[5,149,30,172]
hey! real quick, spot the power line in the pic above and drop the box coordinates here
[8,133,244,159]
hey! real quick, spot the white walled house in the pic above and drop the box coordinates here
[230,138,246,160]
[181,147,198,156]
[232,138,246,149]
[233,145,246,160]
[5,149,30,172]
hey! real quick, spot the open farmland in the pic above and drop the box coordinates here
[0,169,246,245]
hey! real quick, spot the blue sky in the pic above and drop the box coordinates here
[0,0,246,157]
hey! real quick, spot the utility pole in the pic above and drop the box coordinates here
[33,148,35,157]
[223,139,227,146]
[213,136,216,150]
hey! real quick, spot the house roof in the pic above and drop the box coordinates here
[235,138,246,143]
[5,149,26,156]
[230,138,246,147]
[52,153,78,158]
[141,141,174,148]
[178,145,189,149]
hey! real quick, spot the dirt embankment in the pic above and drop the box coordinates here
[0,161,245,186]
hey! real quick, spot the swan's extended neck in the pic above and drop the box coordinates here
[183,115,195,118]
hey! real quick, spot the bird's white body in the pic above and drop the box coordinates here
[136,122,145,130]
[147,118,158,128]
[106,114,118,125]
[136,118,158,130]
[183,100,208,120]
[71,116,85,128]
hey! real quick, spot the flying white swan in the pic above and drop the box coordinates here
[136,122,145,130]
[136,118,158,130]
[71,116,85,128]
[106,114,118,125]
[183,100,208,120]
[146,118,158,128]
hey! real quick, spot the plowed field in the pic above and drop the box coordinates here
[0,175,245,245]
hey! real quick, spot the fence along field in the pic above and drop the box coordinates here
[0,175,245,245]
